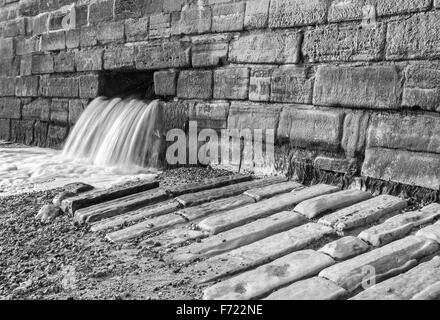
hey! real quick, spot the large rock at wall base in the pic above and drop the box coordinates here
[341,111,370,158]
[33,121,49,148]
[362,148,440,191]
[270,66,314,104]
[135,40,191,70]
[386,11,440,60]
[47,124,68,149]
[177,70,213,99]
[0,119,11,141]
[313,65,403,109]
[268,0,328,28]
[303,23,386,63]
[229,30,301,64]
[367,113,440,154]
[11,120,34,145]
[277,106,344,152]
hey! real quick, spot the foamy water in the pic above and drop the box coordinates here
[0,146,158,197]
[0,97,164,197]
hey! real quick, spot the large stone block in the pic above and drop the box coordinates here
[0,77,16,96]
[0,98,21,119]
[154,69,178,96]
[22,98,50,121]
[96,22,125,45]
[172,6,211,35]
[115,0,143,20]
[33,121,49,147]
[303,23,386,62]
[277,106,344,151]
[69,99,87,124]
[149,13,171,39]
[0,38,14,58]
[328,0,431,22]
[0,57,20,77]
[50,98,69,124]
[80,27,98,47]
[54,51,75,73]
[249,66,275,102]
[125,17,149,42]
[177,70,212,99]
[313,65,402,109]
[341,111,370,158]
[103,46,134,70]
[0,118,10,141]
[31,54,54,74]
[135,40,191,70]
[271,66,314,104]
[3,17,26,37]
[229,30,301,64]
[402,62,440,112]
[367,113,440,155]
[31,12,49,35]
[212,2,245,32]
[47,124,68,149]
[79,74,102,99]
[214,67,249,100]
[75,48,103,72]
[39,76,79,98]
[15,37,39,56]
[40,31,66,51]
[386,11,440,60]
[89,0,114,24]
[66,29,80,49]
[362,148,440,190]
[20,55,33,76]
[191,34,230,67]
[228,101,282,134]
[189,101,230,131]
[269,0,328,28]
[11,119,34,145]
[15,76,39,97]
[244,0,270,29]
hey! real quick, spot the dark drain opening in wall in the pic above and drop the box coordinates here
[100,71,155,99]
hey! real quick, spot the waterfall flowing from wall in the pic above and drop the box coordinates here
[62,97,163,171]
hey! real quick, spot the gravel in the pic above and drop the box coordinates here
[0,167,231,300]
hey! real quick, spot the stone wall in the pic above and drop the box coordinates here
[1,0,440,190]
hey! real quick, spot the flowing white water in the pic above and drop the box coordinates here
[0,97,162,197]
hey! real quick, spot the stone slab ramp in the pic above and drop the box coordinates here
[71,174,440,300]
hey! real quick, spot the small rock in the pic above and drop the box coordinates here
[36,205,62,224]
[63,182,94,194]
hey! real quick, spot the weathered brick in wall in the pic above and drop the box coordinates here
[386,11,440,60]
[313,65,403,109]
[229,30,302,64]
[135,40,191,70]
[277,106,345,152]
[177,70,213,100]
[303,23,386,63]
[402,62,440,112]
[271,66,314,104]
[214,67,250,100]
